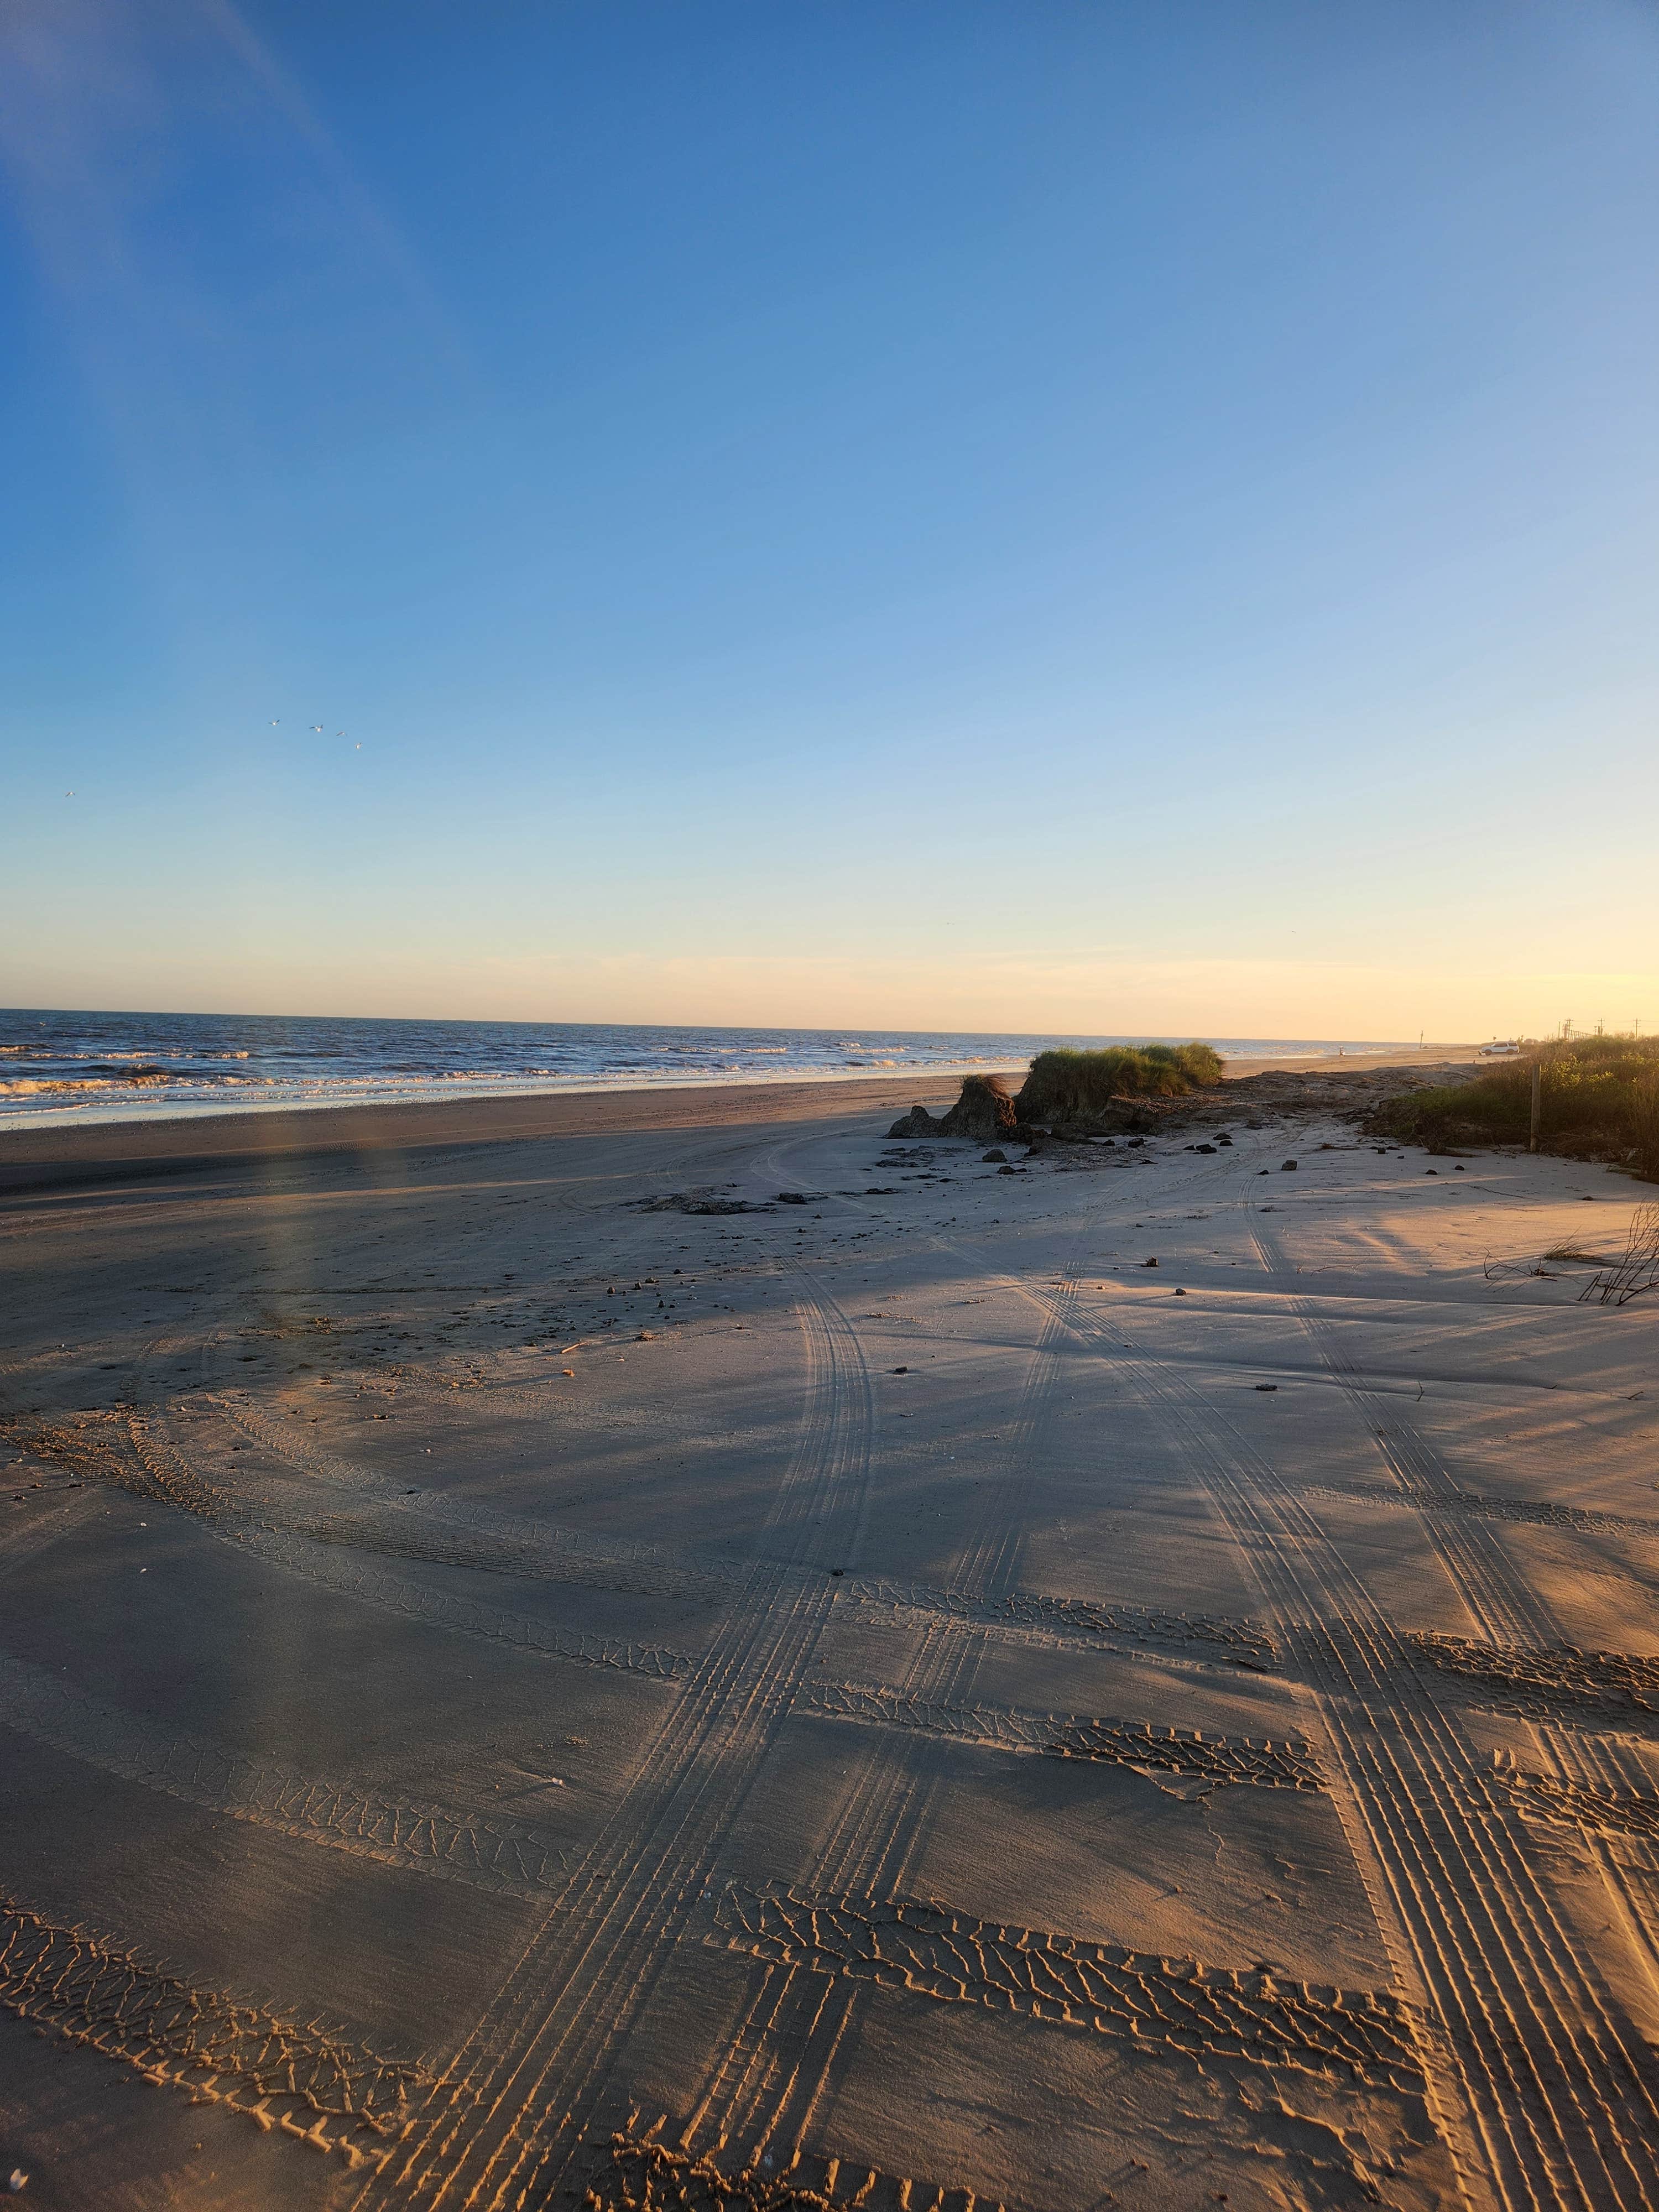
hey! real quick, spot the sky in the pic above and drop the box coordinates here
[2,0,1655,1040]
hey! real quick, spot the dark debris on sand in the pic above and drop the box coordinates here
[893,1065,1465,1150]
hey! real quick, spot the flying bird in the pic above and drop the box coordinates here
[310,724,323,733]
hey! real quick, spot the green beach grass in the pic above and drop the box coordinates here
[1375,1035,1659,1179]
[1017,1042,1224,1122]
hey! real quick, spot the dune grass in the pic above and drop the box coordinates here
[1016,1042,1224,1121]
[1375,1035,1659,1180]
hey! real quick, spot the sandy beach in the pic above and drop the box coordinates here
[4,1057,1656,2212]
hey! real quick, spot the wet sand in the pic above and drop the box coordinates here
[3,1060,1656,2212]
[0,1073,989,1192]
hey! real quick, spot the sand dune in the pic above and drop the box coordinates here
[2,1071,1656,2210]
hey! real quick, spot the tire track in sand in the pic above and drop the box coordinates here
[677,1191,1097,2171]
[681,1122,1331,2182]
[1046,1255,1659,2212]
[0,1891,419,2169]
[709,1884,1425,2088]
[112,1375,1269,1668]
[1249,1209,1659,2070]
[679,1135,1270,2167]
[0,1648,578,1903]
[797,1678,1321,1790]
[349,1264,874,2212]
[675,1133,1273,2173]
[22,1399,692,1682]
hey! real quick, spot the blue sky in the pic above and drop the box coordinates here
[3,0,1655,1036]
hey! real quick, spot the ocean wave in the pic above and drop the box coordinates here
[1,1078,121,1095]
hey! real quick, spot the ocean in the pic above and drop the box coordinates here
[0,1008,1413,1130]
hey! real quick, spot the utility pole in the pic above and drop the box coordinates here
[1530,1064,1542,1154]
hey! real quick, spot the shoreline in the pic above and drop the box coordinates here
[0,1046,1484,1191]
[0,1057,1031,1141]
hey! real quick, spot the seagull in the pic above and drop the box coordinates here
[269,719,279,727]
[310,723,323,733]
[65,790,74,797]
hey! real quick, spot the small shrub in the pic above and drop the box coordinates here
[1017,1042,1224,1122]
[1172,1041,1224,1086]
